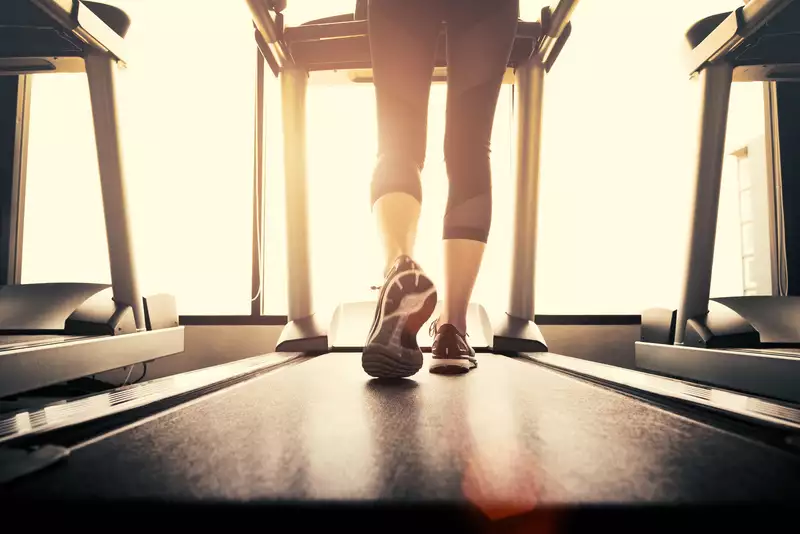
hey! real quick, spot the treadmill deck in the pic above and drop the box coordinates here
[3,352,799,507]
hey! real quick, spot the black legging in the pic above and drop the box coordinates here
[368,0,519,244]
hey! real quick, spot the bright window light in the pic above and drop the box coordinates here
[21,0,766,319]
[265,0,763,316]
[22,0,258,315]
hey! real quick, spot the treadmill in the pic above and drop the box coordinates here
[0,1,184,400]
[1,0,800,527]
[637,0,800,404]
[249,0,574,354]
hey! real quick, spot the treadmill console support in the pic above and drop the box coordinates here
[66,287,136,336]
[65,289,180,336]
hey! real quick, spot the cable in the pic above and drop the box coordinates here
[133,362,148,384]
[122,365,134,386]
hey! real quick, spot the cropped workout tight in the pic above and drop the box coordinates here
[368,0,519,243]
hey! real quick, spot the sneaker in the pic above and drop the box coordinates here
[362,255,438,378]
[429,319,477,375]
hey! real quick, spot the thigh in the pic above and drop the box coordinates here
[369,0,445,161]
[443,0,519,149]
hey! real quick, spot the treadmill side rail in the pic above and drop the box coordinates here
[0,326,185,399]
[636,340,800,404]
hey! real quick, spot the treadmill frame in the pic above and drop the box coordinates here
[246,0,580,354]
[636,0,800,400]
[0,1,185,399]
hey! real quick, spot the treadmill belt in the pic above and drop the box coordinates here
[3,352,800,506]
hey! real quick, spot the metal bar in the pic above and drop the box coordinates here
[284,21,368,43]
[674,63,734,344]
[763,81,786,297]
[534,0,580,62]
[283,20,541,45]
[84,51,145,331]
[742,0,796,27]
[689,0,795,77]
[0,76,30,286]
[9,75,30,285]
[281,67,312,321]
[251,47,265,316]
[0,326,184,400]
[31,0,128,65]
[688,10,743,77]
[508,59,546,321]
[245,0,283,44]
[636,341,800,405]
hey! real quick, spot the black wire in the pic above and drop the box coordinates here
[133,362,148,384]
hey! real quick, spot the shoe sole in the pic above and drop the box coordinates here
[429,358,476,375]
[362,269,437,379]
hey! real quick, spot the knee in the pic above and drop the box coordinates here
[371,154,424,206]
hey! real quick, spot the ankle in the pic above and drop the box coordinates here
[384,253,412,278]
[438,316,467,336]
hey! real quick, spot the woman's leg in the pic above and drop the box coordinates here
[369,0,443,276]
[439,0,519,336]
[362,0,444,378]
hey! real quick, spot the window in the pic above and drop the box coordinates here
[22,0,258,315]
[264,0,762,316]
[22,0,766,318]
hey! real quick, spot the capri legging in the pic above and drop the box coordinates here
[368,0,519,243]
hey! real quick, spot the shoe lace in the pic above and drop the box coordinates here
[428,319,469,339]
[428,318,438,338]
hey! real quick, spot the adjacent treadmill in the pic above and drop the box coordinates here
[0,1,184,400]
[638,0,800,404]
[2,0,800,526]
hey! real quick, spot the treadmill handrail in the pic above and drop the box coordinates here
[29,0,128,64]
[533,0,580,65]
[688,0,797,76]
[742,0,796,26]
[246,0,293,74]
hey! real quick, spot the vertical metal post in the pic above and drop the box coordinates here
[763,81,786,297]
[85,51,146,331]
[252,47,265,316]
[1,75,30,286]
[508,58,546,321]
[281,67,313,321]
[674,63,733,344]
[10,75,30,286]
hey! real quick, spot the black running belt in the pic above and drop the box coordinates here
[3,352,800,505]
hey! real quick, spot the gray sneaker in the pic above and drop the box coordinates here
[361,255,438,378]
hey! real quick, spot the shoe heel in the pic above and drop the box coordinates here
[362,347,423,379]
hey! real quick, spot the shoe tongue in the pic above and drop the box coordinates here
[439,323,464,337]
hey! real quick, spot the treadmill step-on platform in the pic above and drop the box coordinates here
[1,0,799,529]
[638,0,800,404]
[0,0,184,401]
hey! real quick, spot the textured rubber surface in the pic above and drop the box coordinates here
[4,353,800,506]
[362,268,437,378]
